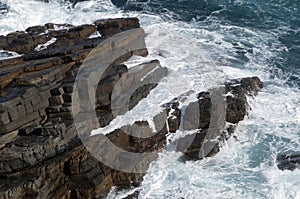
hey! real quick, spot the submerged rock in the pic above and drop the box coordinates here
[0,2,8,16]
[277,151,300,171]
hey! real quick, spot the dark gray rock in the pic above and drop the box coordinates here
[277,151,300,171]
[0,17,264,199]
[94,18,140,38]
[177,77,264,160]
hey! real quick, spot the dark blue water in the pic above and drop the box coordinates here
[110,0,300,87]
[1,0,299,198]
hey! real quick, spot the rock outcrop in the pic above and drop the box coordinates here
[0,17,159,199]
[0,17,263,199]
[277,151,300,171]
[176,77,263,159]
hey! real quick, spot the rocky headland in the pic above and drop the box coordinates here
[0,18,264,198]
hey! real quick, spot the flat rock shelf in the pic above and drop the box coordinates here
[0,18,264,199]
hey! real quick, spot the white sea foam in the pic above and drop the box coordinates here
[0,0,123,35]
[88,30,101,38]
[1,1,299,198]
[0,50,21,60]
[34,37,57,51]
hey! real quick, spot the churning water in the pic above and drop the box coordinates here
[0,0,299,198]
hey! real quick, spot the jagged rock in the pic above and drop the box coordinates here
[277,151,300,171]
[164,99,181,133]
[6,31,34,53]
[0,17,168,198]
[177,77,264,160]
[225,76,263,123]
[0,110,9,125]
[96,64,128,109]
[110,60,168,116]
[0,17,264,199]
[94,18,140,38]
[26,25,46,35]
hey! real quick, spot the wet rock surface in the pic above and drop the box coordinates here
[277,151,300,171]
[0,17,264,199]
[177,77,264,160]
[0,17,156,199]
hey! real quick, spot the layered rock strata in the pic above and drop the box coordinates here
[0,17,157,199]
[0,17,263,199]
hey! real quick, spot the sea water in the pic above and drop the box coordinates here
[0,0,299,198]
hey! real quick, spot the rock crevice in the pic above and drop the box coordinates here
[0,18,263,199]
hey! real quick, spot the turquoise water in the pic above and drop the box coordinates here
[0,0,299,198]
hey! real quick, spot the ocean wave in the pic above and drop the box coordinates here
[0,0,299,198]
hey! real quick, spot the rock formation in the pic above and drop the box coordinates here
[176,76,263,159]
[277,151,300,171]
[0,17,263,199]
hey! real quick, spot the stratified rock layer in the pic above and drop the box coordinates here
[177,77,264,159]
[0,18,263,199]
[0,18,159,199]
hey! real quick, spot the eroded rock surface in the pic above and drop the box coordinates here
[0,17,263,199]
[177,77,264,159]
[0,17,163,199]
